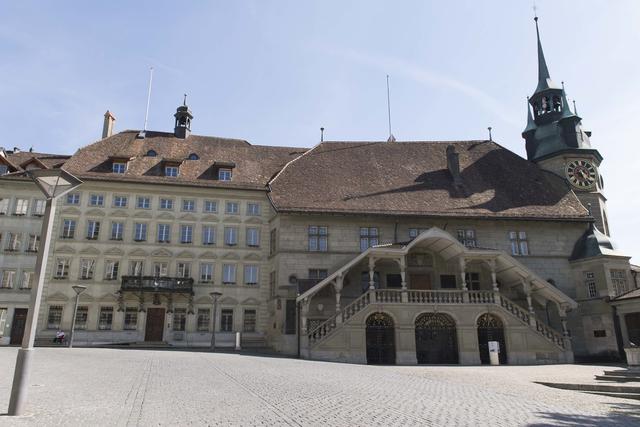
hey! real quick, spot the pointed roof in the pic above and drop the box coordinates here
[560,89,578,120]
[523,98,537,134]
[534,17,560,94]
[570,222,625,261]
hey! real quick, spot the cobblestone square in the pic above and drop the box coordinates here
[0,348,639,426]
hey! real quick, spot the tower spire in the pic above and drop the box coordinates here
[523,97,536,134]
[534,16,558,93]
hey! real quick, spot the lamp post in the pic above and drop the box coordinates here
[68,285,87,349]
[8,169,82,416]
[209,291,222,351]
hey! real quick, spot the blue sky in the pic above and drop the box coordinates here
[1,1,638,259]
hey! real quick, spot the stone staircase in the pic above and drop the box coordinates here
[537,369,640,400]
[307,289,568,351]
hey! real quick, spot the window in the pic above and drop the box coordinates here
[79,259,95,280]
[98,307,114,330]
[244,265,259,285]
[221,309,233,332]
[177,262,191,278]
[62,219,76,238]
[111,222,124,240]
[180,225,193,244]
[308,269,328,280]
[359,227,379,251]
[584,272,597,298]
[182,199,195,212]
[129,260,144,276]
[105,260,119,280]
[225,202,239,214]
[197,309,210,331]
[409,228,428,239]
[75,306,88,330]
[243,309,256,332]
[21,271,34,289]
[47,305,63,329]
[14,199,28,215]
[247,203,261,216]
[0,198,9,214]
[224,227,238,246]
[113,195,128,208]
[218,168,232,181]
[134,223,147,241]
[270,229,277,255]
[124,308,138,330]
[509,231,529,256]
[136,196,151,209]
[465,272,480,290]
[159,198,174,210]
[223,264,236,284]
[611,270,629,296]
[457,229,477,248]
[269,271,276,298]
[157,224,171,243]
[66,193,80,205]
[440,275,457,289]
[153,262,168,277]
[0,164,7,175]
[200,263,214,283]
[146,150,157,157]
[188,153,199,160]
[308,226,328,251]
[165,166,179,177]
[112,162,127,173]
[55,258,70,279]
[203,200,217,213]
[246,227,260,247]
[89,194,104,207]
[86,220,100,239]
[173,309,186,331]
[26,234,40,252]
[285,300,296,335]
[6,232,21,251]
[1,270,16,288]
[33,199,46,216]
[202,226,216,245]
[594,330,607,338]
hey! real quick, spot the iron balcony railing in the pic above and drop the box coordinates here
[121,276,194,293]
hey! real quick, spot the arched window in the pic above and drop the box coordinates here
[146,150,157,157]
[533,102,540,117]
[552,96,561,112]
[188,153,199,160]
[542,96,550,113]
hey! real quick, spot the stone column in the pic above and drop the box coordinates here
[333,275,344,324]
[300,298,310,335]
[398,256,408,303]
[488,259,499,292]
[558,303,570,337]
[522,279,535,327]
[368,256,376,291]
[459,257,468,291]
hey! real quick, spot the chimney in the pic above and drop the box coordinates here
[102,110,116,139]
[446,145,463,186]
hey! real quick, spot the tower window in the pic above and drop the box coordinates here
[552,96,561,112]
[112,162,127,174]
[542,96,550,113]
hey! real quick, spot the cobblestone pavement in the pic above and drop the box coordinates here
[0,348,638,426]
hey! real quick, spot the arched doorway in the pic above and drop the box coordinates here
[366,312,395,365]
[415,313,459,364]
[477,313,507,364]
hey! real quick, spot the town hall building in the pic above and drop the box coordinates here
[0,19,638,365]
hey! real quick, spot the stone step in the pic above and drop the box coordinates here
[595,375,640,382]
[584,391,640,401]
[535,381,640,394]
[603,369,640,377]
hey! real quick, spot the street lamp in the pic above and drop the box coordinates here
[68,285,87,349]
[210,291,222,351]
[8,168,82,416]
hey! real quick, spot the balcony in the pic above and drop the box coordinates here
[120,276,194,293]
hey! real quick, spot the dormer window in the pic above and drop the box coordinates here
[188,153,199,160]
[146,150,157,157]
[218,168,232,181]
[112,162,127,174]
[165,166,179,177]
[0,165,7,175]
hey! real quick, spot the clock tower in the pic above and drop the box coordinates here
[522,17,610,235]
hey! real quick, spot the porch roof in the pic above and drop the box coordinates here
[296,227,577,309]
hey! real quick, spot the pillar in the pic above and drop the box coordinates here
[558,303,570,337]
[488,259,498,292]
[368,256,376,290]
[333,275,344,324]
[399,256,407,290]
[459,257,468,291]
[300,298,310,334]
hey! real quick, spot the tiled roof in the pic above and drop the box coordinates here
[611,288,640,302]
[4,151,70,170]
[63,131,306,191]
[268,140,590,220]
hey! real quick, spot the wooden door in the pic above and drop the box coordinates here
[410,274,432,290]
[145,308,165,342]
[10,308,28,345]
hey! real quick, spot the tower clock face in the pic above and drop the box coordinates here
[566,160,597,189]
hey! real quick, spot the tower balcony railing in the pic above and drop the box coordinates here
[120,275,194,293]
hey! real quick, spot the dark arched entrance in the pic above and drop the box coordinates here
[415,313,459,364]
[366,312,395,365]
[477,313,507,364]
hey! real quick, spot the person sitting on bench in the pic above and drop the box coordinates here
[53,329,66,344]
